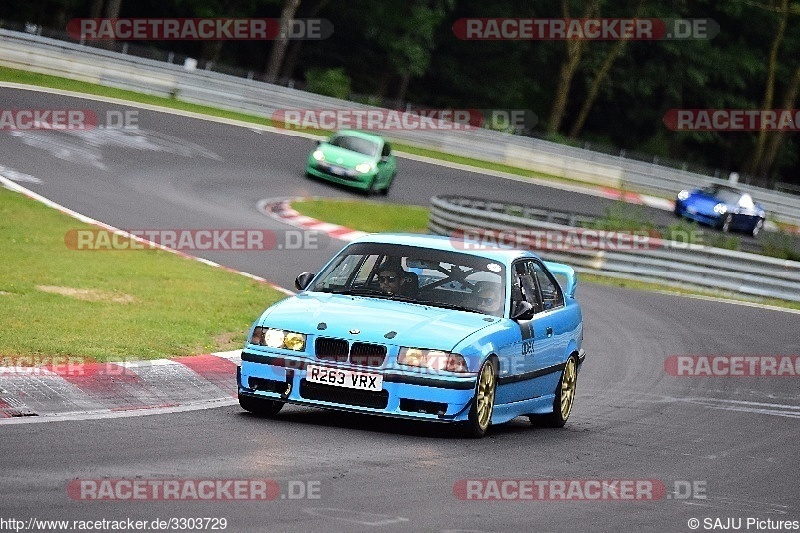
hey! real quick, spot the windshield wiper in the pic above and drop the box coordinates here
[412,299,478,313]
[344,287,391,298]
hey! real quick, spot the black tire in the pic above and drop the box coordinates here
[364,177,378,197]
[530,355,578,428]
[462,357,497,438]
[238,394,284,417]
[380,173,396,196]
[721,214,733,233]
[751,219,764,237]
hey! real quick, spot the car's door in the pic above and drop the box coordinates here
[500,259,568,400]
[376,141,395,186]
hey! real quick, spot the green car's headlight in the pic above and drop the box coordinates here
[355,162,372,173]
[312,150,325,161]
[250,327,306,351]
[397,347,467,372]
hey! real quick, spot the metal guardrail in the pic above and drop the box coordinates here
[2,28,800,228]
[439,196,789,256]
[428,196,800,303]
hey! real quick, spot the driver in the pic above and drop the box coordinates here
[377,259,417,297]
[473,281,503,316]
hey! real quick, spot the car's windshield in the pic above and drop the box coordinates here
[328,134,380,157]
[702,185,743,204]
[309,242,507,317]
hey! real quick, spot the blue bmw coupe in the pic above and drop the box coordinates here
[238,234,585,437]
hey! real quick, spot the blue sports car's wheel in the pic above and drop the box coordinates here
[239,394,284,417]
[752,219,764,237]
[464,357,497,438]
[721,214,733,233]
[531,354,578,428]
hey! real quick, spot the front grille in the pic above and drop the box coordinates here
[299,379,389,409]
[315,338,349,362]
[349,342,387,367]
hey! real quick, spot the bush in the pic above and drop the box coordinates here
[760,230,800,261]
[304,67,351,100]
[585,200,656,232]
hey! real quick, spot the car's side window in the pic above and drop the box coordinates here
[530,261,564,311]
[512,261,540,313]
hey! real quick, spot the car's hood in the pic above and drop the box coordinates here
[318,144,377,167]
[686,190,726,213]
[259,292,495,352]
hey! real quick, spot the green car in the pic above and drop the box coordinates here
[305,130,397,195]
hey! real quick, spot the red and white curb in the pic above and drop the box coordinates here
[597,187,675,211]
[257,197,369,242]
[0,351,242,421]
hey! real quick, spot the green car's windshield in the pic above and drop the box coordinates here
[309,242,507,317]
[329,134,380,157]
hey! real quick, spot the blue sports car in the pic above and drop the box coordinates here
[237,234,585,437]
[674,184,766,237]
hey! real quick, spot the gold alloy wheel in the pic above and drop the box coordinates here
[476,361,496,430]
[559,357,577,420]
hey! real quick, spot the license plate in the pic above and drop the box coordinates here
[331,166,344,175]
[306,364,383,391]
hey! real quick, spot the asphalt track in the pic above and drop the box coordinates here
[1,86,799,533]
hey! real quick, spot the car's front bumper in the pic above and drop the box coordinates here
[674,201,722,226]
[239,351,479,422]
[306,161,374,190]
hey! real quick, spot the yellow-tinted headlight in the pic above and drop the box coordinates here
[250,327,306,352]
[284,332,306,351]
[398,348,467,373]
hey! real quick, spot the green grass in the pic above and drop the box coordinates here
[292,199,430,233]
[0,187,286,361]
[0,66,274,128]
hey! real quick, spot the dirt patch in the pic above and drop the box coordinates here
[210,331,243,351]
[36,285,137,304]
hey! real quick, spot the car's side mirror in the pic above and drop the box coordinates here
[511,301,534,320]
[295,272,316,291]
[315,140,321,146]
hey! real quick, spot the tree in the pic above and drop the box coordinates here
[265,0,301,83]
[746,0,790,176]
[568,0,643,138]
[546,0,600,134]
